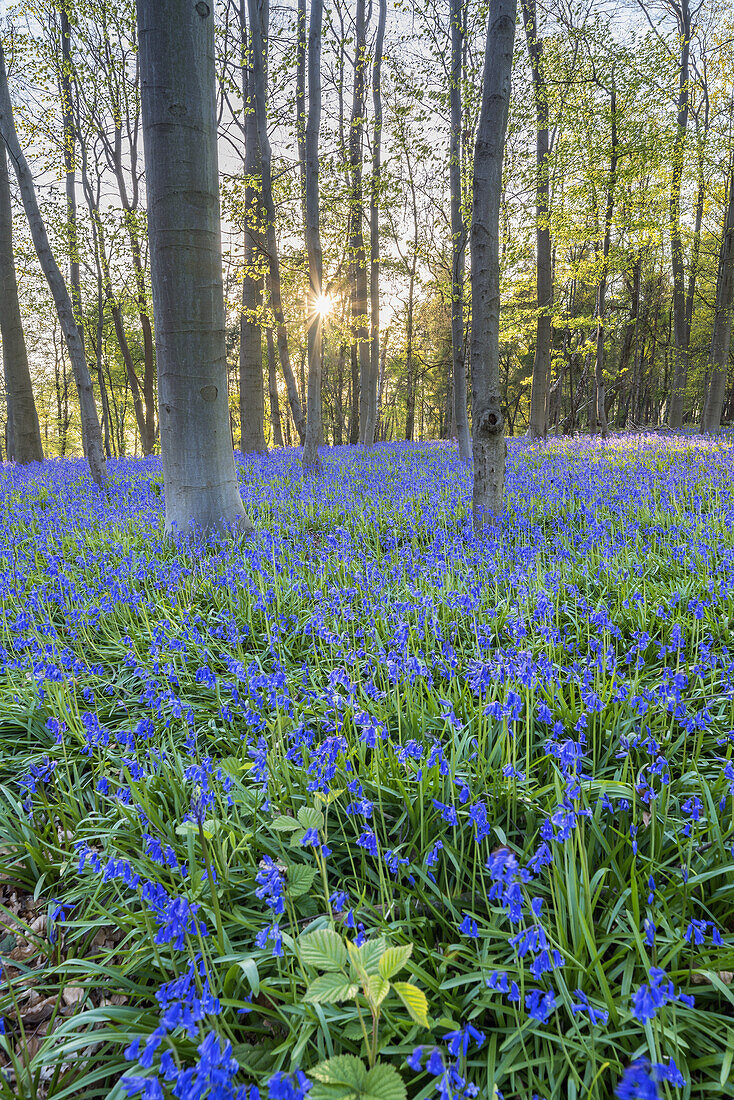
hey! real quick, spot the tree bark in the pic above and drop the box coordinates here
[136,0,251,535]
[266,322,283,446]
[0,142,43,463]
[667,0,692,429]
[348,0,370,444]
[471,0,515,531]
[0,43,106,486]
[592,78,618,440]
[364,0,385,447]
[520,0,551,441]
[302,0,323,471]
[701,149,734,433]
[239,0,267,454]
[247,0,305,443]
[450,0,471,460]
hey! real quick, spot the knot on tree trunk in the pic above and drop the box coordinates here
[476,399,504,437]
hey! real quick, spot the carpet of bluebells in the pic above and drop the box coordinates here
[1,436,734,1100]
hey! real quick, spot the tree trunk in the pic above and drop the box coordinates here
[667,0,692,429]
[364,0,385,447]
[348,0,370,444]
[592,78,618,440]
[0,142,43,463]
[266,323,283,446]
[701,150,734,433]
[247,0,305,443]
[0,43,106,486]
[450,0,471,460]
[136,0,251,535]
[239,0,267,454]
[520,0,551,441]
[302,0,323,471]
[471,0,515,530]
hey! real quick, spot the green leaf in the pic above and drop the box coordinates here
[366,974,390,1008]
[378,943,413,980]
[286,863,317,898]
[308,1057,407,1100]
[363,1062,407,1100]
[298,806,325,831]
[392,981,430,1028]
[271,814,299,832]
[305,973,359,1004]
[347,936,386,979]
[299,928,348,971]
[238,956,259,997]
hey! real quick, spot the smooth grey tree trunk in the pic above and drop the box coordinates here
[349,0,370,444]
[450,0,471,461]
[667,0,692,429]
[0,142,43,464]
[136,0,251,535]
[592,79,618,440]
[247,0,306,443]
[266,322,283,447]
[239,0,267,454]
[0,44,106,486]
[302,0,323,471]
[365,0,385,447]
[520,0,551,441]
[701,150,734,433]
[471,0,515,531]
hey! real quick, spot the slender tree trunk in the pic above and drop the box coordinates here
[471,0,515,530]
[701,149,734,433]
[349,342,359,442]
[247,0,305,443]
[364,0,385,447]
[296,0,307,223]
[0,142,43,463]
[266,323,283,446]
[520,0,551,441]
[593,79,618,440]
[239,0,267,454]
[450,0,471,460]
[405,275,416,440]
[302,0,323,470]
[0,44,106,485]
[93,268,112,459]
[136,0,251,535]
[348,0,370,444]
[79,134,149,451]
[667,0,692,429]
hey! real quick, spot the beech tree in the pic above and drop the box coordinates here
[520,0,551,441]
[136,0,251,535]
[449,0,471,461]
[302,0,324,470]
[0,142,43,464]
[471,0,515,530]
[0,41,106,487]
[701,148,734,433]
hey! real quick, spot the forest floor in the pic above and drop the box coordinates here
[1,435,733,1100]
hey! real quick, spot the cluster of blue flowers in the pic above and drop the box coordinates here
[2,437,734,1097]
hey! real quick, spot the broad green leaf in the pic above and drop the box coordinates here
[298,806,325,831]
[299,928,347,971]
[348,936,386,979]
[309,1054,367,1086]
[305,973,359,1004]
[366,973,390,1007]
[363,1062,408,1100]
[271,814,299,832]
[392,981,430,1028]
[286,863,317,898]
[378,944,413,980]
